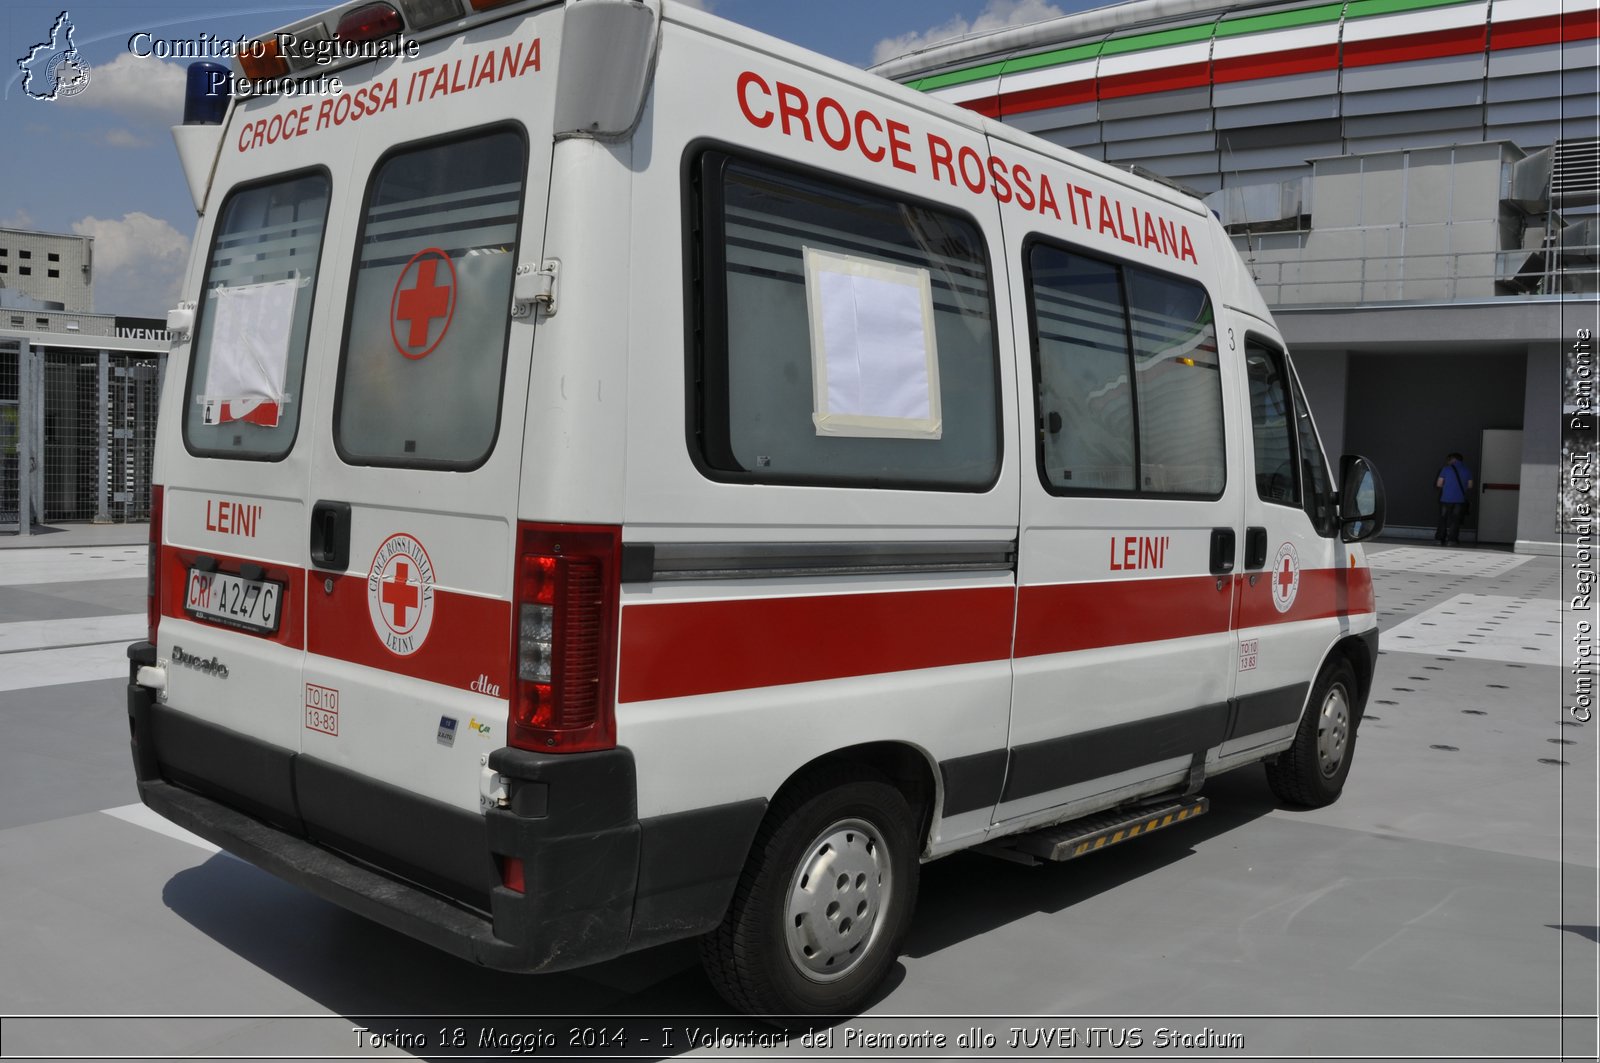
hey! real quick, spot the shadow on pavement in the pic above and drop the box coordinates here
[904,766,1278,960]
[157,766,1283,1056]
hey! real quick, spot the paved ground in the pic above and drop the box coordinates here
[0,528,1594,1062]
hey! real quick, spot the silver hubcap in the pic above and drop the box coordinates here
[784,817,891,982]
[1317,683,1352,778]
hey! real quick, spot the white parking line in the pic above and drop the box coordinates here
[0,546,146,586]
[0,643,134,692]
[101,803,221,854]
[0,613,144,654]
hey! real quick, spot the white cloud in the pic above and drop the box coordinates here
[102,128,150,149]
[872,0,1066,65]
[1,209,37,230]
[72,212,190,314]
[58,52,186,128]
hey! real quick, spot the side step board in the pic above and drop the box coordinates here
[978,797,1209,866]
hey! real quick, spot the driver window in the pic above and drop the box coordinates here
[1289,369,1338,537]
[1245,342,1298,505]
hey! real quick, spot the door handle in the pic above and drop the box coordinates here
[1210,527,1236,576]
[1245,526,1268,569]
[309,500,351,572]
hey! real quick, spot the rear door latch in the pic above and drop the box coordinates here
[479,755,509,811]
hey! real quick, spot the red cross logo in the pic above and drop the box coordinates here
[1271,542,1300,613]
[381,560,420,630]
[389,247,457,359]
[367,533,435,656]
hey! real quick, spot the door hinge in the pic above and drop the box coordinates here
[512,259,559,319]
[165,302,196,342]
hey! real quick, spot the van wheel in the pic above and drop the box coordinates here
[699,767,919,1016]
[1266,657,1359,808]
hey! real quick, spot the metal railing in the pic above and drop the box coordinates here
[1236,242,1600,306]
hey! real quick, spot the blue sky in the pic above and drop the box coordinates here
[0,0,1099,315]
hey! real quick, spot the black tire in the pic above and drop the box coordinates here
[1266,656,1360,807]
[699,766,920,1017]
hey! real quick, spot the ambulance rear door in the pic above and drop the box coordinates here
[153,94,347,833]
[293,14,558,906]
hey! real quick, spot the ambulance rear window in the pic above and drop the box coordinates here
[692,151,1001,491]
[182,170,330,459]
[334,126,525,469]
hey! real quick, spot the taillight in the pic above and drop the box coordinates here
[147,485,164,645]
[500,856,526,893]
[395,0,464,29]
[511,523,621,753]
[336,3,404,44]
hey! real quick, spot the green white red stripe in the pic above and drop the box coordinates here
[903,0,1600,117]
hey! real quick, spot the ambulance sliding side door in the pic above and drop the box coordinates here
[1001,213,1244,829]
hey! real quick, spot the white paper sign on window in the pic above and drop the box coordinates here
[803,247,942,439]
[199,277,299,428]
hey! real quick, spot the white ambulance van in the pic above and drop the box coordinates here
[128,0,1386,1015]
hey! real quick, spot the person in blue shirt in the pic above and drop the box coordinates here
[1434,452,1474,546]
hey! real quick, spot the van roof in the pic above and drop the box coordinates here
[236,0,1215,221]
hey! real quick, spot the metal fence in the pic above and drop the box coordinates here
[0,342,20,533]
[2,342,164,533]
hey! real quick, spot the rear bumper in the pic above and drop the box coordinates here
[126,643,763,973]
[138,775,539,967]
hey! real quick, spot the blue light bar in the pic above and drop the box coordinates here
[183,62,231,125]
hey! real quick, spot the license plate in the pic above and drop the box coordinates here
[185,568,283,635]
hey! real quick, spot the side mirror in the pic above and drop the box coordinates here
[1339,454,1385,543]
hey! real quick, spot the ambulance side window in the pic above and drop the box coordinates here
[334,126,526,469]
[1027,241,1225,498]
[1128,270,1225,495]
[1027,248,1135,491]
[182,171,330,460]
[692,151,1001,490]
[1246,341,1299,505]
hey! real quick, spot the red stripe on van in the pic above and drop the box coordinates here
[1014,575,1234,658]
[618,568,1375,702]
[159,544,307,650]
[1235,565,1375,629]
[617,586,1015,703]
[307,575,511,694]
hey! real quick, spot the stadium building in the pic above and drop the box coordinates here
[1,228,165,534]
[875,0,1599,553]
